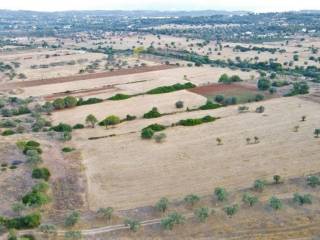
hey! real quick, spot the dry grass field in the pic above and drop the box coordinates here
[51,90,207,125]
[72,97,320,211]
[7,66,257,99]
[1,30,320,240]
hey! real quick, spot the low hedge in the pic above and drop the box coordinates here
[50,123,73,132]
[142,124,166,132]
[179,115,217,126]
[108,94,131,100]
[1,129,15,136]
[199,101,221,110]
[147,82,196,94]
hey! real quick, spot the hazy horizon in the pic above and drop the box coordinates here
[1,0,320,13]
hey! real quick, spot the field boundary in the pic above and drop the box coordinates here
[0,65,177,90]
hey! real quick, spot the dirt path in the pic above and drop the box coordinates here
[0,65,177,90]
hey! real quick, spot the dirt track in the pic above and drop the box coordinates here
[0,65,176,90]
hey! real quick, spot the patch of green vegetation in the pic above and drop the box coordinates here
[1,129,15,136]
[77,97,103,106]
[142,124,166,132]
[108,93,131,100]
[32,168,51,181]
[50,123,73,132]
[218,74,243,84]
[1,212,41,230]
[62,147,75,153]
[73,123,84,129]
[285,82,309,96]
[143,107,161,119]
[198,101,221,110]
[147,82,195,94]
[178,115,217,126]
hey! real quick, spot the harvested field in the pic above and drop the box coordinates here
[74,97,320,210]
[7,66,257,99]
[51,90,207,125]
[0,64,176,90]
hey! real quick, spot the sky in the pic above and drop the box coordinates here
[1,0,320,12]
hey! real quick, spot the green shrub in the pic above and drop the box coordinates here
[51,123,72,132]
[77,97,103,106]
[179,115,216,126]
[108,93,131,100]
[199,101,221,110]
[3,212,41,229]
[102,115,121,127]
[64,211,80,227]
[184,194,200,206]
[147,82,195,94]
[257,78,271,91]
[293,193,312,205]
[141,128,154,139]
[32,168,51,181]
[143,107,161,119]
[223,96,237,105]
[194,207,210,222]
[26,141,40,148]
[23,146,42,155]
[22,190,50,207]
[52,98,65,110]
[124,219,141,232]
[126,114,136,121]
[160,212,185,230]
[201,115,215,122]
[253,179,266,192]
[307,176,320,187]
[0,119,17,128]
[32,181,49,193]
[73,123,84,129]
[269,196,282,210]
[155,197,169,213]
[255,94,264,101]
[64,96,78,108]
[85,114,98,128]
[179,118,203,126]
[26,150,42,165]
[218,74,230,83]
[214,187,228,201]
[143,124,166,132]
[224,204,239,217]
[242,193,258,207]
[214,95,224,103]
[2,129,15,136]
[62,147,75,153]
[175,101,184,109]
[97,207,114,221]
[286,82,309,96]
[218,74,242,84]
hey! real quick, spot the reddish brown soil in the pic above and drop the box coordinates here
[189,83,257,95]
[0,64,177,90]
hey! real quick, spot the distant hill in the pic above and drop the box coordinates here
[0,9,250,18]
